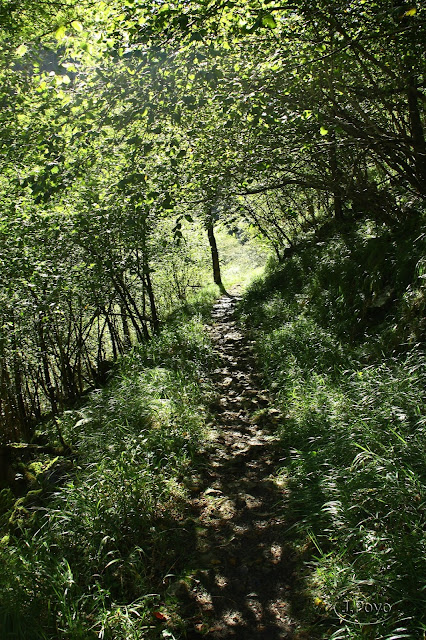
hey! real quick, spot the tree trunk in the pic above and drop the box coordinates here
[326,28,344,221]
[206,221,227,294]
[407,71,426,195]
[329,123,343,221]
[120,305,132,349]
[144,266,160,335]
[36,320,57,417]
[0,359,19,441]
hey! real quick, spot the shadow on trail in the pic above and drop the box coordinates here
[171,296,323,639]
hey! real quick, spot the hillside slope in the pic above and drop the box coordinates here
[239,214,426,638]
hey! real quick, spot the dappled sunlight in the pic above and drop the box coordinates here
[1,1,424,637]
[171,295,317,639]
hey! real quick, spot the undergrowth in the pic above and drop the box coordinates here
[0,291,218,640]
[240,214,426,639]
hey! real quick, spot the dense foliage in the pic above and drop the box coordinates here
[1,0,424,439]
[0,0,425,637]
[240,216,425,638]
[0,301,217,639]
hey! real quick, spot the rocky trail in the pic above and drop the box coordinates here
[175,295,308,639]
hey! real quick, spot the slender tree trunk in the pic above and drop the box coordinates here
[141,250,160,335]
[407,71,426,195]
[37,317,57,417]
[134,249,152,339]
[10,316,29,438]
[206,220,226,294]
[13,361,28,437]
[326,29,344,221]
[120,305,132,349]
[110,276,145,343]
[0,359,19,441]
[76,305,84,393]
[329,131,344,220]
[102,305,120,358]
[144,270,160,334]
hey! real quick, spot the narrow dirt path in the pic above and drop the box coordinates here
[176,295,305,639]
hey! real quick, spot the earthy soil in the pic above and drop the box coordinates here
[175,294,310,639]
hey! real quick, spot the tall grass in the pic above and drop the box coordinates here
[0,300,217,639]
[240,215,426,638]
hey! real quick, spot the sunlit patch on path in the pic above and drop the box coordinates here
[175,294,307,639]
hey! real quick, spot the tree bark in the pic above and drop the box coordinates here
[206,220,227,294]
[329,130,344,220]
[144,267,160,335]
[407,70,426,195]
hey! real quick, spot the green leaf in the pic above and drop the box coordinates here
[262,14,277,29]
[55,25,67,41]
[320,126,328,136]
[71,20,84,32]
[15,44,28,57]
[403,7,416,17]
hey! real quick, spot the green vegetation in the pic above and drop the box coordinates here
[239,214,426,638]
[215,224,269,291]
[2,0,424,439]
[0,298,217,639]
[1,0,425,637]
